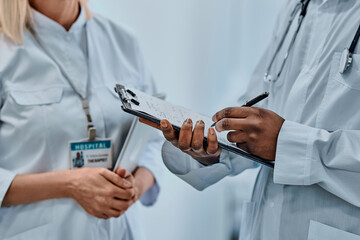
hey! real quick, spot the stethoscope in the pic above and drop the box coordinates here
[340,24,360,74]
[264,0,360,83]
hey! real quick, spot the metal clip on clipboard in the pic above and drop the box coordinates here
[115,85,140,108]
[114,84,274,168]
[115,84,164,126]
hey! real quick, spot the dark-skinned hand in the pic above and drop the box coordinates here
[212,107,284,161]
[139,118,222,166]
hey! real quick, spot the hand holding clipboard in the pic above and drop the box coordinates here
[115,84,280,168]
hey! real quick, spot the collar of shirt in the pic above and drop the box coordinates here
[29,6,89,99]
[31,6,87,36]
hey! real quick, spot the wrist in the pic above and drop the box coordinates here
[133,167,156,200]
[134,175,146,200]
[59,169,77,199]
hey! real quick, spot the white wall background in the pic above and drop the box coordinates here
[89,1,286,239]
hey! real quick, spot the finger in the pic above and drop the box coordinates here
[115,169,135,189]
[104,208,123,219]
[178,119,193,152]
[191,120,205,153]
[160,119,178,145]
[112,187,136,200]
[99,213,109,219]
[206,128,219,155]
[212,107,252,122]
[100,169,132,188]
[124,172,135,186]
[110,198,134,212]
[116,168,131,178]
[139,118,161,130]
[215,118,252,132]
[89,210,108,219]
[227,131,248,143]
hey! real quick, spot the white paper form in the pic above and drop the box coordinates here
[129,87,235,147]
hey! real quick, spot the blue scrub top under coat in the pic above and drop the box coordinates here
[0,7,163,240]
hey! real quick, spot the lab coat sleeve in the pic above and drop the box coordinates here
[0,78,16,207]
[0,169,16,207]
[274,120,360,207]
[134,38,164,206]
[162,141,256,191]
[137,130,164,206]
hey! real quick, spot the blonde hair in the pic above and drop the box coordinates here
[0,0,92,45]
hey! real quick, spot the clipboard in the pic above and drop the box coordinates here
[113,93,166,172]
[114,84,274,168]
[112,117,152,172]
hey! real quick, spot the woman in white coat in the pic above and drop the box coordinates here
[0,0,163,239]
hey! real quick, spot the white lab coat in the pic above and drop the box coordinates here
[162,0,360,239]
[0,8,163,240]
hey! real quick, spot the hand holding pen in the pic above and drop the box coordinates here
[211,92,269,127]
[211,92,284,161]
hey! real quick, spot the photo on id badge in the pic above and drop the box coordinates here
[69,139,113,169]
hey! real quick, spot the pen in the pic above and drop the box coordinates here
[211,92,269,127]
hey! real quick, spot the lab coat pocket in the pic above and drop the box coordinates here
[316,53,360,130]
[335,54,360,90]
[1,87,65,172]
[10,87,64,106]
[239,201,256,240]
[307,220,360,240]
[4,224,51,240]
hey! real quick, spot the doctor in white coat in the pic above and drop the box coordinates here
[143,0,360,239]
[0,0,162,239]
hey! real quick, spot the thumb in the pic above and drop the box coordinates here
[116,168,131,178]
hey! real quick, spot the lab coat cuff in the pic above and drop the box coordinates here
[176,162,232,191]
[225,151,259,175]
[139,181,160,207]
[175,151,232,191]
[218,150,231,169]
[274,120,314,185]
[162,141,232,190]
[0,168,16,207]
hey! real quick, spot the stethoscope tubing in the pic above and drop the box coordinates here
[265,0,360,80]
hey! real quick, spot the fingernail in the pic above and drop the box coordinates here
[186,118,192,124]
[212,115,216,122]
[196,120,204,126]
[209,128,215,135]
[160,121,167,129]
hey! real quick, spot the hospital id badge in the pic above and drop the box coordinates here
[69,138,113,169]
